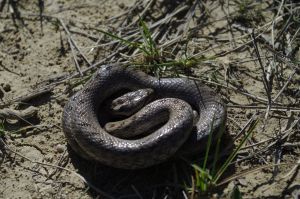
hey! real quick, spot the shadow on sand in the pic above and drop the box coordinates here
[68,131,234,199]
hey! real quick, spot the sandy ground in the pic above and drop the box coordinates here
[0,0,300,198]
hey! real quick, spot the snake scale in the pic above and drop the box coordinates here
[62,65,226,169]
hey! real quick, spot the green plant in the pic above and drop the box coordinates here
[186,117,259,196]
[95,18,165,76]
[95,19,214,77]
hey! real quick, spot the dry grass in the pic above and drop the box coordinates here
[0,0,299,198]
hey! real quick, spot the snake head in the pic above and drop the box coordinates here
[109,88,154,116]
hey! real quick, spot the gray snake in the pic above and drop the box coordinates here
[62,65,226,169]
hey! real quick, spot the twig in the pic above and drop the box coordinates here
[46,149,68,180]
[69,28,98,42]
[59,19,91,66]
[0,106,38,120]
[68,37,83,76]
[127,0,155,27]
[191,14,286,58]
[235,118,299,164]
[227,104,300,112]
[251,31,272,121]
[179,74,279,105]
[224,115,258,154]
[217,162,289,186]
[281,158,300,179]
[1,140,114,199]
[38,0,44,34]
[273,70,296,102]
[266,119,300,150]
[0,87,53,108]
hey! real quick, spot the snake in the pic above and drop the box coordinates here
[62,65,226,169]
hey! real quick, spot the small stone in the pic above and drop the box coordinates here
[56,144,65,153]
[118,3,125,9]
[238,178,247,186]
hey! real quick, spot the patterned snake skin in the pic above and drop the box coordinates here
[62,65,226,169]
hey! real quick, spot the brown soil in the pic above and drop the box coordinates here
[0,0,299,198]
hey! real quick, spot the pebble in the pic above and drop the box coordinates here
[118,2,125,9]
[56,144,65,153]
[238,178,247,186]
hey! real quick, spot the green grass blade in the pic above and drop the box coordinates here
[202,114,215,170]
[211,122,226,176]
[139,18,158,56]
[95,28,147,54]
[191,164,212,192]
[212,118,259,184]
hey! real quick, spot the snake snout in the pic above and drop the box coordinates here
[106,98,194,140]
[109,88,154,116]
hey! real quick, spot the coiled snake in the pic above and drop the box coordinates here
[62,65,226,169]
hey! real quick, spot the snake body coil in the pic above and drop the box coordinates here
[62,65,226,169]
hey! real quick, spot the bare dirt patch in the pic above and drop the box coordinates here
[0,0,299,198]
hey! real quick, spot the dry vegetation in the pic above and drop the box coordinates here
[0,0,300,198]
